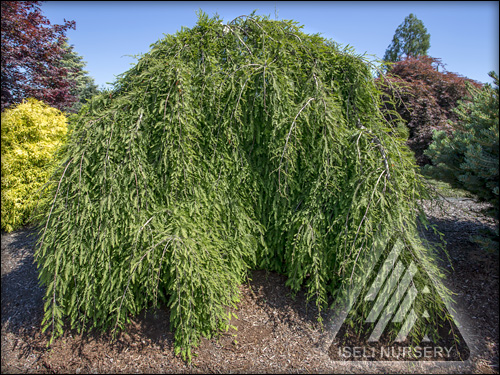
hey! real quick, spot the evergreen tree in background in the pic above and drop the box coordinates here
[383,13,430,63]
[60,40,100,113]
[425,71,499,251]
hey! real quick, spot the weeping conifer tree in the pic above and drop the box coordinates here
[35,12,451,360]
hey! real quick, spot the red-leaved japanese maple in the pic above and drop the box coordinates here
[1,1,76,112]
[377,55,482,165]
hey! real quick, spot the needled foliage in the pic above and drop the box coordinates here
[1,98,68,232]
[35,13,451,361]
[377,56,482,165]
[425,71,499,251]
[383,13,430,63]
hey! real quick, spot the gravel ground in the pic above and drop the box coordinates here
[1,197,498,374]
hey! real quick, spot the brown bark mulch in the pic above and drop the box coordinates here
[1,198,498,373]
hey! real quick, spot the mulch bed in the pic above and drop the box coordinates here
[1,198,498,373]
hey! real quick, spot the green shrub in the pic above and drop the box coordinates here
[35,13,451,361]
[1,98,68,232]
[425,71,499,250]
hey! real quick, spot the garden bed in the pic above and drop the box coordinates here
[1,198,498,373]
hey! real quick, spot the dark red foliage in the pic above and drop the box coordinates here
[1,1,77,112]
[377,56,482,165]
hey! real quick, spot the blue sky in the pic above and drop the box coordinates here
[41,1,499,89]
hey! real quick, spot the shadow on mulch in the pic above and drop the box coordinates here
[1,226,328,369]
[418,216,498,269]
[247,269,329,325]
[418,215,499,371]
[1,226,44,337]
[1,211,498,372]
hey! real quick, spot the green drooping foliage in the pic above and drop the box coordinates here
[425,71,499,251]
[383,13,430,63]
[35,13,452,361]
[1,98,68,232]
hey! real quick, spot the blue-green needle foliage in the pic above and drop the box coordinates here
[35,12,449,361]
[425,72,499,251]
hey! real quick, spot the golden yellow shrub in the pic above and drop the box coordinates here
[1,98,68,232]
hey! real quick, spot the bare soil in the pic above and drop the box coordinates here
[1,198,498,373]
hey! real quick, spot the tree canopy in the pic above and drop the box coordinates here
[383,13,430,63]
[377,55,482,165]
[35,12,451,361]
[1,1,76,112]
